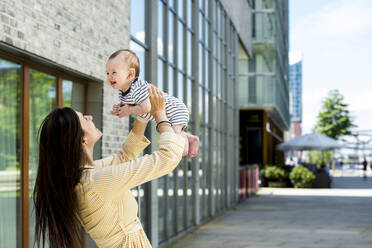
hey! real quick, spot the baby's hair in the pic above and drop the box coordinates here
[108,49,140,77]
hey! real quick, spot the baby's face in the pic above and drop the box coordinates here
[106,58,131,90]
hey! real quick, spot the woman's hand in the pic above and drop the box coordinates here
[148,84,172,133]
[148,84,165,116]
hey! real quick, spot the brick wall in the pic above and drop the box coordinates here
[0,0,131,157]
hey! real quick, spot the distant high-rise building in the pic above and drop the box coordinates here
[289,51,303,138]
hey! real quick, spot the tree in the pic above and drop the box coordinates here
[314,89,356,140]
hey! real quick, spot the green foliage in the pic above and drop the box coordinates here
[0,64,56,171]
[289,166,315,188]
[306,151,333,166]
[261,165,286,182]
[307,151,315,164]
[314,89,356,139]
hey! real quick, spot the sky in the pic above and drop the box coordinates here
[290,0,372,140]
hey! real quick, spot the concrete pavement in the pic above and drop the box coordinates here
[171,173,372,248]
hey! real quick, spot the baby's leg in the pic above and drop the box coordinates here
[184,132,199,158]
[172,125,189,157]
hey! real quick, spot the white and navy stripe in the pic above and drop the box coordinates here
[119,78,150,105]
[119,79,190,127]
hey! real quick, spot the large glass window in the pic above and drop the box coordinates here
[0,59,21,248]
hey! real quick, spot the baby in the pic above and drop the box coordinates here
[106,49,199,158]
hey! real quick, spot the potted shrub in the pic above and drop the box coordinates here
[261,165,287,187]
[289,165,315,188]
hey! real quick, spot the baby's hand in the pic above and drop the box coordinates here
[115,105,131,118]
[112,103,121,116]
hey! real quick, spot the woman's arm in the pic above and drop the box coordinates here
[93,116,150,169]
[91,86,185,198]
[91,132,185,199]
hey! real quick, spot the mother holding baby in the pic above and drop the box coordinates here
[33,85,185,247]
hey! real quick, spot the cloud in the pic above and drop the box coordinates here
[291,0,372,134]
[301,91,328,133]
[293,0,372,39]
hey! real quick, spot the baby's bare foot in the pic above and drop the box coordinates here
[187,135,199,158]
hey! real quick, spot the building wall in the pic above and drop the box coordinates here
[0,0,131,157]
[238,0,289,168]
[241,0,289,131]
[220,0,253,56]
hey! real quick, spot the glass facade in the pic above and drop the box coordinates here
[128,0,240,245]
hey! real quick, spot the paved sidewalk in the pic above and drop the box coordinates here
[171,175,372,248]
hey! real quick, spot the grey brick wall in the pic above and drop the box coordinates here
[0,0,131,158]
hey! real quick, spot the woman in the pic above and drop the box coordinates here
[33,86,185,248]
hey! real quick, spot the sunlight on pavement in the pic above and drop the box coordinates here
[258,188,372,197]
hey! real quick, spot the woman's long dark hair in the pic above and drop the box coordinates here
[33,107,90,248]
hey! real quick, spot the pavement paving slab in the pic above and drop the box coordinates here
[171,173,372,248]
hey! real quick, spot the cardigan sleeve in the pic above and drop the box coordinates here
[92,131,150,169]
[90,132,185,199]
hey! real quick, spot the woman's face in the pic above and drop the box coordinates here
[76,111,102,146]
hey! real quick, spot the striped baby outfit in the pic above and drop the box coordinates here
[119,78,189,127]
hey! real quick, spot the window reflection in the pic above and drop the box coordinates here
[177,72,183,101]
[158,176,165,241]
[0,59,21,248]
[187,79,192,115]
[177,21,184,71]
[177,0,184,20]
[203,126,209,218]
[62,80,85,113]
[167,172,175,236]
[186,158,193,227]
[205,0,209,18]
[187,31,192,76]
[177,164,184,231]
[205,49,209,88]
[130,0,146,43]
[198,43,203,85]
[187,0,192,28]
[158,59,164,91]
[198,86,203,124]
[199,14,203,40]
[130,41,145,79]
[204,91,208,123]
[168,12,175,64]
[205,19,209,45]
[168,65,174,96]
[29,69,57,246]
[158,2,165,56]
